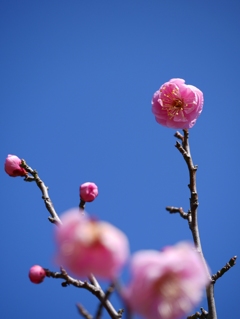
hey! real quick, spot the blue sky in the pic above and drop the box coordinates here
[1,1,240,318]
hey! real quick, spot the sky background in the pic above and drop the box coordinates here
[1,1,240,318]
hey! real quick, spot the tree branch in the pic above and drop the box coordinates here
[20,159,122,318]
[169,130,217,319]
[20,159,62,225]
[212,256,237,283]
[187,307,208,319]
[95,283,116,319]
[165,206,189,220]
[45,267,123,319]
[77,303,93,319]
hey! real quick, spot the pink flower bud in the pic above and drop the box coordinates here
[29,265,46,284]
[152,78,204,129]
[4,154,27,177]
[123,242,210,319]
[79,182,98,202]
[54,208,129,280]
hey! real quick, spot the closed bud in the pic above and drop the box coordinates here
[29,265,46,284]
[4,154,27,177]
[79,182,98,202]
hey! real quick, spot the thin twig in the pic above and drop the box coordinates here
[187,312,201,319]
[76,303,93,319]
[95,283,115,319]
[45,268,123,319]
[173,130,217,319]
[212,256,237,283]
[20,159,62,225]
[20,159,122,318]
[79,199,86,210]
[165,206,189,220]
[174,131,184,142]
[45,267,98,290]
[111,279,131,319]
[187,307,208,319]
[89,274,101,289]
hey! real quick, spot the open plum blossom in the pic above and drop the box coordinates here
[152,78,203,129]
[4,154,27,177]
[54,208,129,280]
[80,182,98,202]
[123,242,210,319]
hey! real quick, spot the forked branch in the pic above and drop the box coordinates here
[45,267,123,319]
[20,159,62,225]
[212,256,237,283]
[168,130,217,319]
[20,159,122,319]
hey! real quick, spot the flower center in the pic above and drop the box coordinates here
[153,271,193,319]
[173,99,183,109]
[159,86,185,120]
[153,273,182,319]
[154,273,180,299]
[165,98,184,119]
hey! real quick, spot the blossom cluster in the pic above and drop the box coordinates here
[53,206,209,319]
[4,78,209,319]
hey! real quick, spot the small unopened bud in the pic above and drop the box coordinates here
[4,154,27,177]
[79,182,98,202]
[29,265,46,284]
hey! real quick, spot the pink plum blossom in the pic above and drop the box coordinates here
[29,265,46,284]
[54,208,129,280]
[80,182,98,202]
[4,154,27,177]
[152,78,203,129]
[123,242,210,319]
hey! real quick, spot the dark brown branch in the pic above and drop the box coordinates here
[95,283,116,319]
[79,199,86,210]
[77,303,93,319]
[187,307,208,319]
[166,206,189,220]
[45,267,123,319]
[88,274,101,289]
[20,159,122,318]
[174,131,184,142]
[173,130,217,319]
[187,312,201,319]
[20,159,62,225]
[89,276,123,319]
[45,267,98,290]
[212,256,237,283]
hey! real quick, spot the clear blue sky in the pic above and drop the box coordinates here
[1,1,240,318]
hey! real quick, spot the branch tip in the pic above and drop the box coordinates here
[76,303,93,319]
[212,255,237,283]
[174,131,184,141]
[166,206,189,219]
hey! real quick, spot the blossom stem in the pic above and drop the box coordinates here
[175,130,217,319]
[45,268,123,319]
[79,199,86,210]
[20,159,122,318]
[165,206,189,219]
[76,303,93,319]
[20,159,62,225]
[211,256,237,283]
[95,283,116,319]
